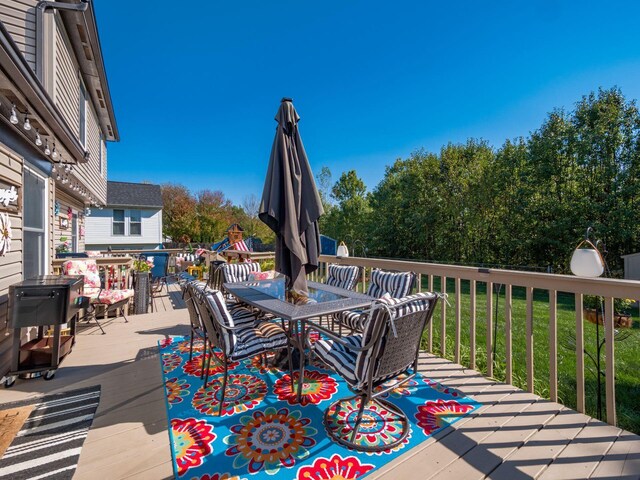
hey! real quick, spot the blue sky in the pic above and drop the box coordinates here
[97,1,640,205]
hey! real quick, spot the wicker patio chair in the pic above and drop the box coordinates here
[191,284,292,416]
[313,292,438,452]
[334,269,416,333]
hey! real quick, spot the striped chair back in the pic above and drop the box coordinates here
[365,269,415,298]
[220,262,262,284]
[355,292,437,391]
[325,264,360,291]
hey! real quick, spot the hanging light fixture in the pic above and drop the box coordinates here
[44,140,51,156]
[9,104,18,125]
[64,164,70,173]
[23,111,31,131]
[35,129,42,146]
[337,241,350,258]
[570,227,605,278]
[51,142,58,160]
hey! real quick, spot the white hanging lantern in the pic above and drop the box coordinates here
[337,241,349,258]
[570,239,604,277]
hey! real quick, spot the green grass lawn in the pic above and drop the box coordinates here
[411,277,640,434]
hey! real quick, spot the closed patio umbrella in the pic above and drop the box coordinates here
[259,98,324,296]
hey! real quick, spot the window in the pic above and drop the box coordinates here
[129,210,141,236]
[79,81,87,147]
[23,167,47,279]
[112,209,125,235]
[71,213,78,251]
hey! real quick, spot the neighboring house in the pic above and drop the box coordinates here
[622,252,640,281]
[85,181,163,250]
[0,2,117,374]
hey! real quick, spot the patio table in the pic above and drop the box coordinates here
[223,277,373,402]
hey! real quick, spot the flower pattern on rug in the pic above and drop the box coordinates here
[193,474,246,480]
[158,336,479,479]
[192,374,267,416]
[247,353,281,375]
[423,378,461,398]
[324,398,409,454]
[295,453,374,479]
[171,417,216,476]
[163,353,182,374]
[172,338,205,354]
[224,407,317,475]
[166,377,190,406]
[415,399,475,436]
[274,370,338,406]
[375,374,419,398]
[183,352,239,378]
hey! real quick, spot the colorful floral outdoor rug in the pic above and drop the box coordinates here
[158,336,479,480]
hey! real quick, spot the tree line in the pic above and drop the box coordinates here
[161,185,274,246]
[320,88,640,274]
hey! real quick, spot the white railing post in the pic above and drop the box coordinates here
[604,296,616,425]
[486,281,493,377]
[575,293,585,413]
[470,279,476,370]
[505,284,513,384]
[549,289,558,402]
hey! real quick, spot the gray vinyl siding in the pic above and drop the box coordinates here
[0,1,37,71]
[54,18,107,203]
[54,18,80,137]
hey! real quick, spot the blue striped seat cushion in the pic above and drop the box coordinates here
[325,264,360,291]
[365,269,415,298]
[314,335,362,385]
[221,262,262,283]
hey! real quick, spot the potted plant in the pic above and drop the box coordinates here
[583,295,634,328]
[133,257,153,314]
[56,236,70,255]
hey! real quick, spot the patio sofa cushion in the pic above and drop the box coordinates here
[86,288,134,305]
[221,262,261,284]
[336,309,368,332]
[315,334,362,386]
[63,259,101,289]
[325,264,360,291]
[366,269,415,298]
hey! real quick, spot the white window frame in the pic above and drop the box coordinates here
[22,166,49,277]
[112,209,125,236]
[129,209,142,236]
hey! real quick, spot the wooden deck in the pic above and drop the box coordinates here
[1,287,639,479]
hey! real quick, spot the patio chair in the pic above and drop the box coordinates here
[334,269,416,333]
[139,252,170,312]
[62,259,134,334]
[191,284,291,416]
[181,281,210,377]
[313,292,438,452]
[324,264,361,291]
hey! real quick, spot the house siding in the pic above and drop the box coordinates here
[85,207,163,250]
[0,144,55,377]
[53,189,85,254]
[0,1,37,72]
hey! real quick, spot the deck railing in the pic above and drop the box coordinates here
[316,254,640,427]
[52,256,133,290]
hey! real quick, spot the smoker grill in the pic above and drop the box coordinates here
[4,275,84,387]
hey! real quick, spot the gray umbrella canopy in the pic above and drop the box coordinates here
[259,98,324,295]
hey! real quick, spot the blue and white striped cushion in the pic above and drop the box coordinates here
[354,292,434,389]
[221,262,262,284]
[365,269,415,298]
[325,264,360,291]
[230,320,289,361]
[314,335,362,385]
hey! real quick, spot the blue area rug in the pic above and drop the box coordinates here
[158,336,479,479]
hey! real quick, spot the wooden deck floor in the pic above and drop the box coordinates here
[1,287,639,479]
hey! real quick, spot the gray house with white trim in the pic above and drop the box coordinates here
[85,181,163,250]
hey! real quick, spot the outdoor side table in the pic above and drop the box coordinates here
[224,277,373,402]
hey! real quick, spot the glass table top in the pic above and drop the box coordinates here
[244,277,346,305]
